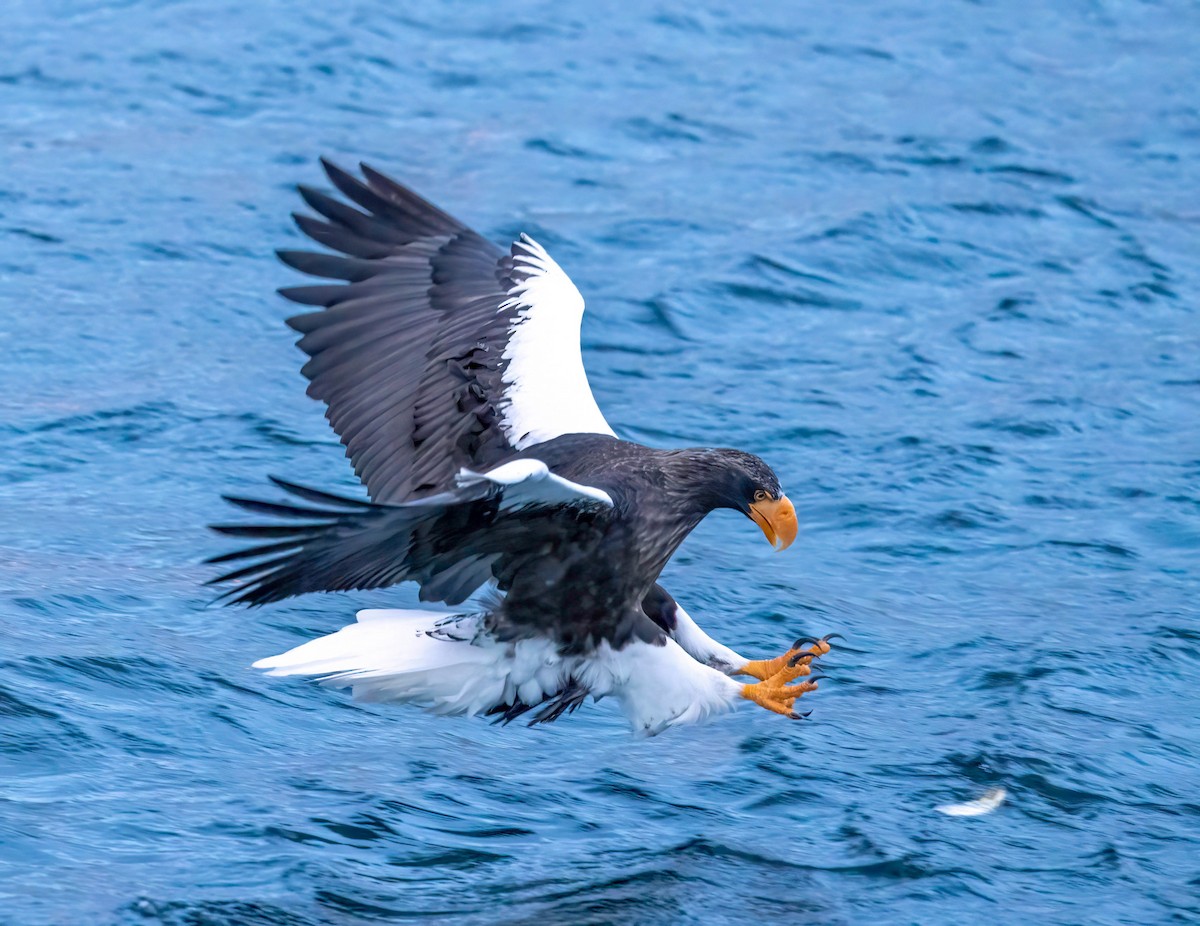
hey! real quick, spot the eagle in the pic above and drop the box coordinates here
[208,160,833,735]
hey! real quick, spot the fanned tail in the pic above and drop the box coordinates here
[254,608,579,720]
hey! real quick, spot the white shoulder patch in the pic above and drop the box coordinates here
[497,234,617,449]
[456,459,613,508]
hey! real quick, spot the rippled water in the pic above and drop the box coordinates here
[3,2,1199,923]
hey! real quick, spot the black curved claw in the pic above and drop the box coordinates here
[807,673,828,683]
[788,709,813,720]
[788,650,821,667]
[792,632,844,648]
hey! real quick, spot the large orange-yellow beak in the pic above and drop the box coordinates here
[749,495,798,551]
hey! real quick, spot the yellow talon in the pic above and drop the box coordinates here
[736,634,835,717]
[740,656,820,718]
[736,635,833,681]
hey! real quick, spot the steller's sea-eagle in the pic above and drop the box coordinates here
[208,160,833,735]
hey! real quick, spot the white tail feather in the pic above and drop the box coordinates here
[253,609,742,733]
[253,609,569,716]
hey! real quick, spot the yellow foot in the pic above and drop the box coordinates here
[736,633,839,682]
[741,653,822,719]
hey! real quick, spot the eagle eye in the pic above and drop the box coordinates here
[752,489,769,503]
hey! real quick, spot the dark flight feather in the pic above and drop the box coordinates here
[275,161,614,504]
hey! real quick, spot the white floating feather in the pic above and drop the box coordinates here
[936,787,1007,817]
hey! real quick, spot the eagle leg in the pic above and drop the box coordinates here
[735,633,836,682]
[740,650,823,719]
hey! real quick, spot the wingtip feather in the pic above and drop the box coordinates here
[319,155,347,179]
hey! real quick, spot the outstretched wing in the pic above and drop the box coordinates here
[207,460,614,609]
[278,160,615,503]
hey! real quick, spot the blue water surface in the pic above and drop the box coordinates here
[2,2,1199,923]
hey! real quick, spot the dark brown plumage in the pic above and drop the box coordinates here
[210,436,784,652]
[207,161,815,732]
